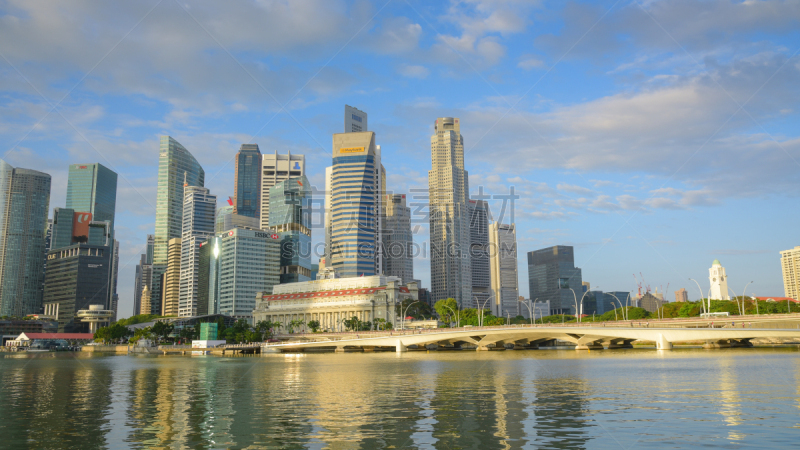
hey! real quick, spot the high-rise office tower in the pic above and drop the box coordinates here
[324,166,333,266]
[152,136,205,314]
[0,161,51,317]
[43,244,111,332]
[330,131,383,277]
[489,222,519,318]
[234,144,261,219]
[381,194,414,285]
[528,245,582,315]
[179,186,216,317]
[162,237,182,316]
[345,105,368,133]
[209,228,280,321]
[269,176,312,283]
[110,239,119,320]
[134,234,154,316]
[468,200,490,309]
[140,284,152,315]
[428,117,471,307]
[260,151,304,230]
[66,163,117,243]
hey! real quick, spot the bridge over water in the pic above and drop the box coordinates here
[263,324,800,353]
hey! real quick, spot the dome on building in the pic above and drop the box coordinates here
[712,259,721,266]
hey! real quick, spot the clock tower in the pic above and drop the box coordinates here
[708,259,730,300]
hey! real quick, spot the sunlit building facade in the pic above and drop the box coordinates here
[269,176,312,283]
[234,144,261,219]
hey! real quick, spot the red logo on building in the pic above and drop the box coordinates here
[228,231,234,237]
[271,234,279,239]
[78,165,87,169]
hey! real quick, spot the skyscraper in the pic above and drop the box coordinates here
[345,105,368,133]
[179,186,216,317]
[213,228,280,321]
[260,151,304,230]
[489,222,519,318]
[528,245,582,315]
[0,161,51,317]
[269,176,312,283]
[330,131,383,277]
[216,204,259,233]
[234,144,261,219]
[382,194,414,285]
[781,246,800,300]
[428,117,471,307]
[65,163,117,244]
[152,136,205,314]
[134,234,154,316]
[162,237,182,316]
[63,163,119,315]
[468,200,490,309]
[43,244,111,332]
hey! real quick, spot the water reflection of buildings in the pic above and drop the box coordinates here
[530,377,592,449]
[716,356,744,441]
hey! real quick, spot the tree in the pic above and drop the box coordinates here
[151,321,175,343]
[434,298,459,326]
[93,322,132,344]
[307,320,321,333]
[287,319,305,334]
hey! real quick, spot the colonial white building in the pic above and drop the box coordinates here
[709,259,730,300]
[252,275,418,333]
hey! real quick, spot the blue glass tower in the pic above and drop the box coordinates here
[0,162,51,317]
[234,144,261,219]
[329,132,382,277]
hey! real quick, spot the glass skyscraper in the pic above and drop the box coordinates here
[152,136,205,314]
[179,186,216,317]
[527,245,583,315]
[329,131,382,277]
[65,163,117,245]
[234,144,261,219]
[269,176,312,283]
[0,161,51,317]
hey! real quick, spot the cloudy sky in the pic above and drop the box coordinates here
[2,0,799,317]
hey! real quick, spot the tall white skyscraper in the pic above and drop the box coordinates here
[260,151,304,230]
[345,105,368,133]
[179,185,216,317]
[780,246,800,300]
[489,222,519,318]
[428,117,471,307]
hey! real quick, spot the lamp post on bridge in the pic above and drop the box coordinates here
[607,293,625,321]
[689,278,705,314]
[741,281,753,316]
[400,300,419,331]
[568,288,590,323]
[476,295,493,327]
[521,298,538,325]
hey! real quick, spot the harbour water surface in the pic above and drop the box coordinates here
[1,348,799,449]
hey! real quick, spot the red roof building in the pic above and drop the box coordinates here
[755,297,799,303]
[17,333,94,340]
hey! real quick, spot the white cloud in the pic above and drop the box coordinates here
[398,64,430,79]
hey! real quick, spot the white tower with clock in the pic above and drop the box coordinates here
[709,259,730,300]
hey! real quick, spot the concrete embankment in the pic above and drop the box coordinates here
[81,345,130,353]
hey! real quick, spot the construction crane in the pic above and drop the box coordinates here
[640,272,651,293]
[633,274,642,297]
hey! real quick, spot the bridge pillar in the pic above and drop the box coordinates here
[656,334,672,350]
[575,343,604,350]
[335,346,346,352]
[395,339,407,353]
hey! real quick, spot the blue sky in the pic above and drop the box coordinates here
[1,0,799,317]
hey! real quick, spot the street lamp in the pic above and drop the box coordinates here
[442,304,460,328]
[607,293,625,321]
[521,298,538,325]
[741,281,753,316]
[400,300,419,331]
[476,295,493,327]
[689,278,705,314]
[568,288,591,323]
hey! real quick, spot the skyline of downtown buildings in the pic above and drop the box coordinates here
[8,104,797,322]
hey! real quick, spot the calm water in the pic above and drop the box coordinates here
[1,348,799,449]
